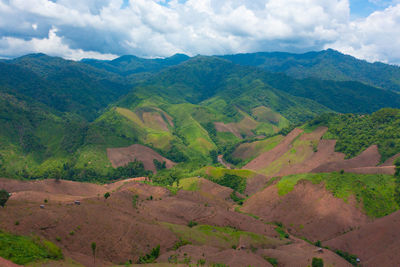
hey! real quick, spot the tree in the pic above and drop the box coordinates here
[91,242,96,266]
[394,159,400,206]
[0,189,10,207]
[395,158,400,177]
[312,257,324,267]
[104,192,110,200]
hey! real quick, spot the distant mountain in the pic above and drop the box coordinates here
[221,49,400,92]
[82,53,190,76]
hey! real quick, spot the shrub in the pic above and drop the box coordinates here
[335,250,359,266]
[172,238,191,250]
[187,221,198,228]
[132,194,139,208]
[312,257,324,267]
[104,192,110,199]
[137,245,160,264]
[265,257,278,267]
[0,189,10,207]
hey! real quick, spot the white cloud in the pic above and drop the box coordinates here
[0,27,117,60]
[0,0,399,64]
[327,4,400,64]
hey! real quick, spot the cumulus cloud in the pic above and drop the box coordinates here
[0,27,117,60]
[0,0,399,64]
[327,4,400,64]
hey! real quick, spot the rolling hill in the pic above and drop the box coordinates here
[1,50,400,266]
[221,49,400,92]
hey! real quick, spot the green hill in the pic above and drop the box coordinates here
[221,49,400,92]
[307,108,400,162]
[1,52,400,182]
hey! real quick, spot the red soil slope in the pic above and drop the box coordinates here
[0,257,22,267]
[242,180,369,241]
[258,238,352,267]
[312,145,395,175]
[158,245,273,267]
[243,128,303,170]
[0,178,284,266]
[325,210,400,267]
[106,144,175,172]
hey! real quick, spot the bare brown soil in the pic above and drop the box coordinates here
[243,126,395,176]
[258,238,352,267]
[245,174,269,195]
[142,112,170,131]
[325,210,400,267]
[214,116,258,139]
[0,257,22,267]
[275,127,337,177]
[243,128,304,170]
[158,245,273,267]
[106,144,175,172]
[214,122,243,138]
[311,145,396,174]
[0,177,300,266]
[242,180,369,241]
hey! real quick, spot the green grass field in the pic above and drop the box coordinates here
[0,231,63,265]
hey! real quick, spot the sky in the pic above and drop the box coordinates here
[0,0,400,64]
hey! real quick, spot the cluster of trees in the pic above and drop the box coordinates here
[310,108,400,161]
[3,160,152,183]
[395,159,400,206]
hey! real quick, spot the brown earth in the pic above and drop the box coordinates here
[242,180,369,242]
[214,122,243,139]
[258,238,352,267]
[243,126,396,176]
[312,144,396,175]
[214,115,258,139]
[0,177,302,267]
[232,135,284,160]
[158,245,273,267]
[325,210,400,267]
[245,174,270,195]
[0,257,22,267]
[243,128,303,170]
[141,112,170,131]
[312,145,380,172]
[274,127,338,177]
[106,144,175,172]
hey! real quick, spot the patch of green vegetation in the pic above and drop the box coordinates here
[335,249,359,266]
[209,173,247,194]
[312,257,324,267]
[273,224,289,239]
[260,133,314,176]
[275,172,399,218]
[0,231,63,265]
[132,194,139,208]
[137,245,160,264]
[234,207,259,219]
[162,223,280,249]
[171,238,191,251]
[264,257,278,267]
[230,191,245,205]
[309,109,400,162]
[175,177,200,191]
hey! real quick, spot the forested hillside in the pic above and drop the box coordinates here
[1,52,400,181]
[221,49,400,92]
